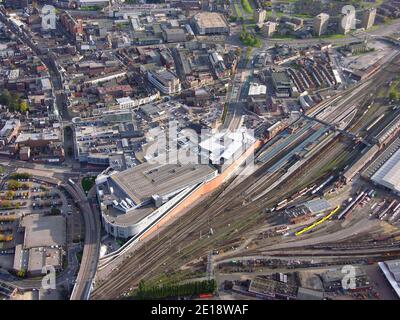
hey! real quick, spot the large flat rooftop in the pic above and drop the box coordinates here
[21,214,66,249]
[193,12,228,29]
[103,205,155,226]
[110,162,217,204]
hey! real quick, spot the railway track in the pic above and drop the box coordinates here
[91,50,400,300]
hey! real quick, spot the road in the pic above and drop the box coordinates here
[223,51,255,131]
[68,183,101,300]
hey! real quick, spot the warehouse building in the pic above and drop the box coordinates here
[371,147,400,194]
[363,138,400,180]
[378,260,400,299]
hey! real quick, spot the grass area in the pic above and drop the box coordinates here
[241,0,253,14]
[128,279,216,300]
[389,77,400,101]
[360,0,383,8]
[292,13,313,19]
[240,26,261,47]
[145,269,206,288]
[319,34,347,39]
[234,3,242,17]
[79,6,101,11]
[266,10,285,18]
[316,148,351,177]
[271,34,296,40]
[81,176,96,193]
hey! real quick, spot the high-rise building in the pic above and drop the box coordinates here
[338,8,355,35]
[254,9,266,25]
[261,21,277,37]
[338,12,353,34]
[361,8,376,30]
[313,13,329,36]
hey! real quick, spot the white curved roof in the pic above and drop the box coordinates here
[371,148,400,192]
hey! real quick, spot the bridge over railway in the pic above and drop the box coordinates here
[301,114,372,147]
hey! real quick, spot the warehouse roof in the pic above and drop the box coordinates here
[378,260,400,298]
[371,147,400,192]
[304,198,332,214]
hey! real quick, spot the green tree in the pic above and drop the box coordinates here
[5,191,14,200]
[16,270,26,278]
[389,87,399,101]
[7,180,21,190]
[19,100,28,113]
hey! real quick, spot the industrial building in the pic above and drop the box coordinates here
[248,275,298,300]
[371,147,400,193]
[363,137,400,180]
[96,163,218,238]
[378,260,400,299]
[191,12,229,35]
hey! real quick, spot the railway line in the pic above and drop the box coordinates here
[91,48,400,300]
[91,135,358,299]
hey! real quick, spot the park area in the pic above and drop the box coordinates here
[81,176,96,193]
